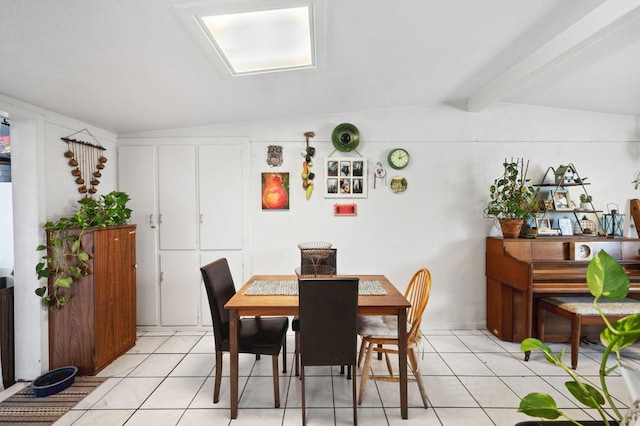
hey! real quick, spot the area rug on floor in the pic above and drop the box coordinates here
[0,376,108,425]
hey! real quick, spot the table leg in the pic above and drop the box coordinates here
[398,307,408,419]
[230,309,239,419]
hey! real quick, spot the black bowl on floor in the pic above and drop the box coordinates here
[31,366,78,397]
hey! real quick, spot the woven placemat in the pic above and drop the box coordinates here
[0,376,107,424]
[245,280,386,296]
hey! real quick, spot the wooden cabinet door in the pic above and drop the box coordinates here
[93,226,137,371]
[118,145,159,326]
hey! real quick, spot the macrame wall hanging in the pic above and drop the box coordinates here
[61,129,107,195]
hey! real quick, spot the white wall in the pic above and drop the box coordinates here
[2,92,639,380]
[0,94,117,380]
[0,183,13,272]
[121,102,640,330]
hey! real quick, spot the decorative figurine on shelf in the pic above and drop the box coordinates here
[373,161,386,189]
[301,131,316,199]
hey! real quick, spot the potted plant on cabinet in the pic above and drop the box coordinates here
[484,158,537,238]
[580,193,594,211]
[35,191,132,310]
[518,250,640,426]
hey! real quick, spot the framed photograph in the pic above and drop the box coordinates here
[324,158,367,198]
[535,218,551,231]
[552,190,572,211]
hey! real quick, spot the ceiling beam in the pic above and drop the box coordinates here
[466,0,640,113]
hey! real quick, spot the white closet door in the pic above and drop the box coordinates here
[158,145,197,250]
[160,252,200,326]
[118,145,159,326]
[198,144,243,250]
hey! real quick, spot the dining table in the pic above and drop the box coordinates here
[224,274,412,419]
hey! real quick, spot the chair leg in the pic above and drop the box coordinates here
[571,314,582,370]
[384,351,394,376]
[282,334,287,374]
[357,338,367,367]
[352,363,358,425]
[301,366,306,426]
[213,351,223,404]
[295,330,300,377]
[358,338,375,405]
[272,355,281,408]
[408,347,428,408]
[377,343,383,360]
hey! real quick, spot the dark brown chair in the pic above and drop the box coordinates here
[298,277,359,425]
[293,249,337,377]
[200,258,288,407]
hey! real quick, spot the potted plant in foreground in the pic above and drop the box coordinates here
[484,158,537,238]
[35,191,132,310]
[518,250,640,425]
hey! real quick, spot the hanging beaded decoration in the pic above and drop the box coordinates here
[61,129,107,195]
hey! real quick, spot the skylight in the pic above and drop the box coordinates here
[199,5,314,75]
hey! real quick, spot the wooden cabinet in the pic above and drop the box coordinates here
[48,225,137,376]
[0,287,14,388]
[486,236,640,343]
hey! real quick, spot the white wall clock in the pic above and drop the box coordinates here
[570,242,593,261]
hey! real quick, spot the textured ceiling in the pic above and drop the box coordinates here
[0,0,638,134]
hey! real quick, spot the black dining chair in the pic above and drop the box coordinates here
[200,258,289,407]
[293,248,337,377]
[298,277,359,425]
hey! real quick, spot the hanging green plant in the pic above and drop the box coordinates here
[35,191,132,310]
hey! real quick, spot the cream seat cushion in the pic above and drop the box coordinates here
[357,316,412,338]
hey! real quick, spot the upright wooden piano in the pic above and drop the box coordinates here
[486,236,640,343]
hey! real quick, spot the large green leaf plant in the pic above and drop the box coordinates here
[519,250,640,425]
[35,191,132,310]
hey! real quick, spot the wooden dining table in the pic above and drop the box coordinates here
[224,274,412,419]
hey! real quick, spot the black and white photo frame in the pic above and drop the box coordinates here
[324,158,367,198]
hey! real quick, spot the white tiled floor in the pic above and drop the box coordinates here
[7,328,640,425]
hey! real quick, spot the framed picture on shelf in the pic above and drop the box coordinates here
[324,158,367,198]
[552,190,572,211]
[535,218,552,231]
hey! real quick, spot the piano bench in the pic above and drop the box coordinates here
[535,296,640,369]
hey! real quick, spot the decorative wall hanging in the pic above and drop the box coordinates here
[267,145,283,167]
[324,157,367,198]
[389,176,407,194]
[373,161,386,189]
[262,172,290,210]
[61,129,107,195]
[334,203,357,216]
[300,131,316,199]
[331,123,360,153]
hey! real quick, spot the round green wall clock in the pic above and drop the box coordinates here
[387,148,410,170]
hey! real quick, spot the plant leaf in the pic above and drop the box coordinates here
[521,338,551,354]
[587,250,629,300]
[518,393,562,419]
[565,381,604,408]
[601,314,640,351]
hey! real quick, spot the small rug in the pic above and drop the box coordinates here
[245,279,386,296]
[0,376,107,425]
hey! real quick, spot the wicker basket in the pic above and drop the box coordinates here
[295,264,335,277]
